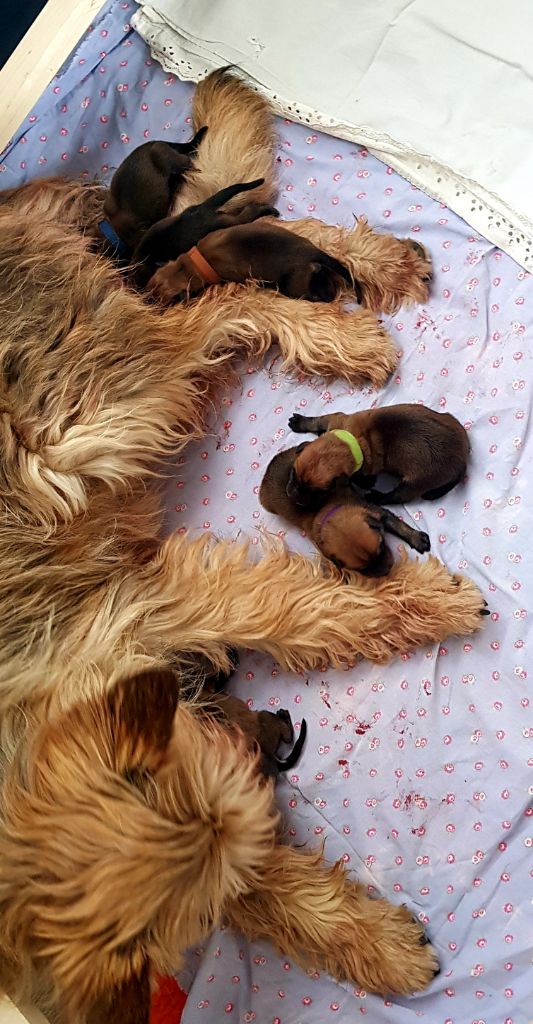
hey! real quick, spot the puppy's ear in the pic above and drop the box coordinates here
[286,466,298,498]
[295,441,310,454]
[307,263,338,303]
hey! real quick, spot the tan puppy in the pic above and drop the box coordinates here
[288,404,469,504]
[260,445,430,577]
[147,219,361,304]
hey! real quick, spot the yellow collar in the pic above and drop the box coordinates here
[331,429,364,472]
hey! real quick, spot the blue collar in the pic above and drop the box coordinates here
[98,218,130,261]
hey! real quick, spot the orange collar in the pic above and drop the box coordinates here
[186,245,221,286]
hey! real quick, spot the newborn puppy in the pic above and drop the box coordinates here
[198,650,307,778]
[260,445,430,577]
[288,404,469,505]
[147,220,362,304]
[102,126,207,250]
[131,178,279,284]
[204,693,307,778]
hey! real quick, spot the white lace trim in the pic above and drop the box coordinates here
[132,5,533,270]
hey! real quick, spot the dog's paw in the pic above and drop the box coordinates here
[414,531,431,554]
[276,708,294,744]
[380,907,440,994]
[404,237,433,282]
[288,413,310,433]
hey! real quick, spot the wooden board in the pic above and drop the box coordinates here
[0,0,105,153]
[0,997,48,1024]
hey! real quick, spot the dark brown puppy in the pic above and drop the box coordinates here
[288,404,469,505]
[198,650,307,777]
[131,178,279,284]
[260,445,430,577]
[147,219,362,304]
[203,693,307,778]
[102,126,207,250]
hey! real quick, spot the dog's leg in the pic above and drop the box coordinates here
[280,216,432,314]
[226,846,439,994]
[130,533,487,675]
[182,284,396,384]
[203,285,397,385]
[379,508,431,553]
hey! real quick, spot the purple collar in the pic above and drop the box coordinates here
[317,504,343,531]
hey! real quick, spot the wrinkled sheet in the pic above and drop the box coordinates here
[1,3,531,1023]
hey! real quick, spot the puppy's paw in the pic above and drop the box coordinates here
[289,413,311,433]
[414,531,431,553]
[276,708,294,744]
[246,202,280,221]
[261,205,280,218]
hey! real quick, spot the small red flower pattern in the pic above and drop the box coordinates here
[1,2,531,1022]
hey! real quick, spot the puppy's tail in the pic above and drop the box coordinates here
[172,68,277,214]
[320,253,363,304]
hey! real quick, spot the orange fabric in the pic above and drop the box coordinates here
[150,974,188,1024]
[187,245,221,285]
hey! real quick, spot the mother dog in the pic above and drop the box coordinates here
[0,71,485,1022]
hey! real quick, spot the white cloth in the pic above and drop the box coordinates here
[133,0,533,270]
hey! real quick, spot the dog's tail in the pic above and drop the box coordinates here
[320,252,363,304]
[0,670,277,1018]
[172,68,277,215]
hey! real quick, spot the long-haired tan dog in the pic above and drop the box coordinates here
[0,70,485,1022]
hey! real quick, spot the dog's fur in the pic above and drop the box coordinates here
[0,71,486,1023]
[147,219,360,304]
[260,444,430,576]
[131,178,279,283]
[103,127,207,249]
[289,404,470,504]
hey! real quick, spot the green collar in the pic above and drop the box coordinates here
[331,429,364,472]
